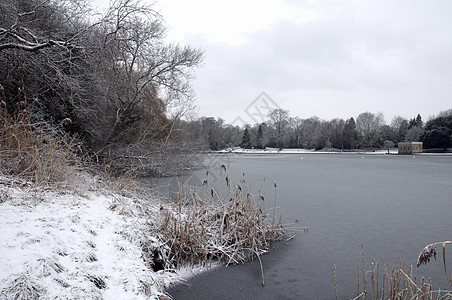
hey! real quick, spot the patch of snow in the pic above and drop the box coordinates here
[0,175,202,299]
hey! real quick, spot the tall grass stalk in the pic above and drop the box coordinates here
[0,96,78,188]
[350,255,452,300]
[154,173,287,270]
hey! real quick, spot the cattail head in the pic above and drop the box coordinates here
[417,244,437,267]
[221,164,226,172]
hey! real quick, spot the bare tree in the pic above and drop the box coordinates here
[405,126,424,142]
[268,108,289,148]
[0,0,98,123]
[288,116,303,148]
[0,0,93,52]
[356,112,385,149]
[390,116,409,142]
[0,0,204,174]
[299,116,322,149]
[329,118,345,150]
[94,0,202,145]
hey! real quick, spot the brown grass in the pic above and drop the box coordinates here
[153,175,287,271]
[0,96,79,187]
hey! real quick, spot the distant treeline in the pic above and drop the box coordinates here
[178,109,452,151]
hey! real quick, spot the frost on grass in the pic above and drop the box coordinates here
[151,180,287,270]
[0,273,45,300]
[0,175,169,299]
[417,244,438,267]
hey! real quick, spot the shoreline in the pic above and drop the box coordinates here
[213,148,452,156]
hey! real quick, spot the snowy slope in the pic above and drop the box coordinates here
[0,176,189,299]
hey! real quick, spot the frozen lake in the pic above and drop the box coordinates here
[163,153,452,299]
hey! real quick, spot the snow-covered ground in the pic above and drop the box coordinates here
[217,147,400,155]
[0,175,210,299]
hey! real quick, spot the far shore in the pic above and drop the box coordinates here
[213,147,452,156]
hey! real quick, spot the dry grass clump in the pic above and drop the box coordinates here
[0,93,79,186]
[100,165,147,197]
[347,248,452,300]
[153,175,286,271]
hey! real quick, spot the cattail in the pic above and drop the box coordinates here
[221,164,226,172]
[417,244,437,267]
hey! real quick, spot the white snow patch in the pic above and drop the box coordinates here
[0,175,203,299]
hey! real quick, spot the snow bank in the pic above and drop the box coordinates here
[0,176,203,299]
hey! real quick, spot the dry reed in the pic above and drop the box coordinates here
[0,92,79,187]
[349,250,452,300]
[152,173,287,271]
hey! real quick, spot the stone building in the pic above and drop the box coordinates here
[398,142,423,154]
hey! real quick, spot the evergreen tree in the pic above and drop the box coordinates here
[255,124,264,149]
[416,114,423,127]
[421,115,452,151]
[409,114,424,129]
[343,117,357,150]
[241,128,251,149]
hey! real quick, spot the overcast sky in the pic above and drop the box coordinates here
[93,0,452,125]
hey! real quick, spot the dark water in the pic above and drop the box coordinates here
[161,154,452,299]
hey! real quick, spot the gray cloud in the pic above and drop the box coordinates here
[91,0,452,122]
[184,0,452,122]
